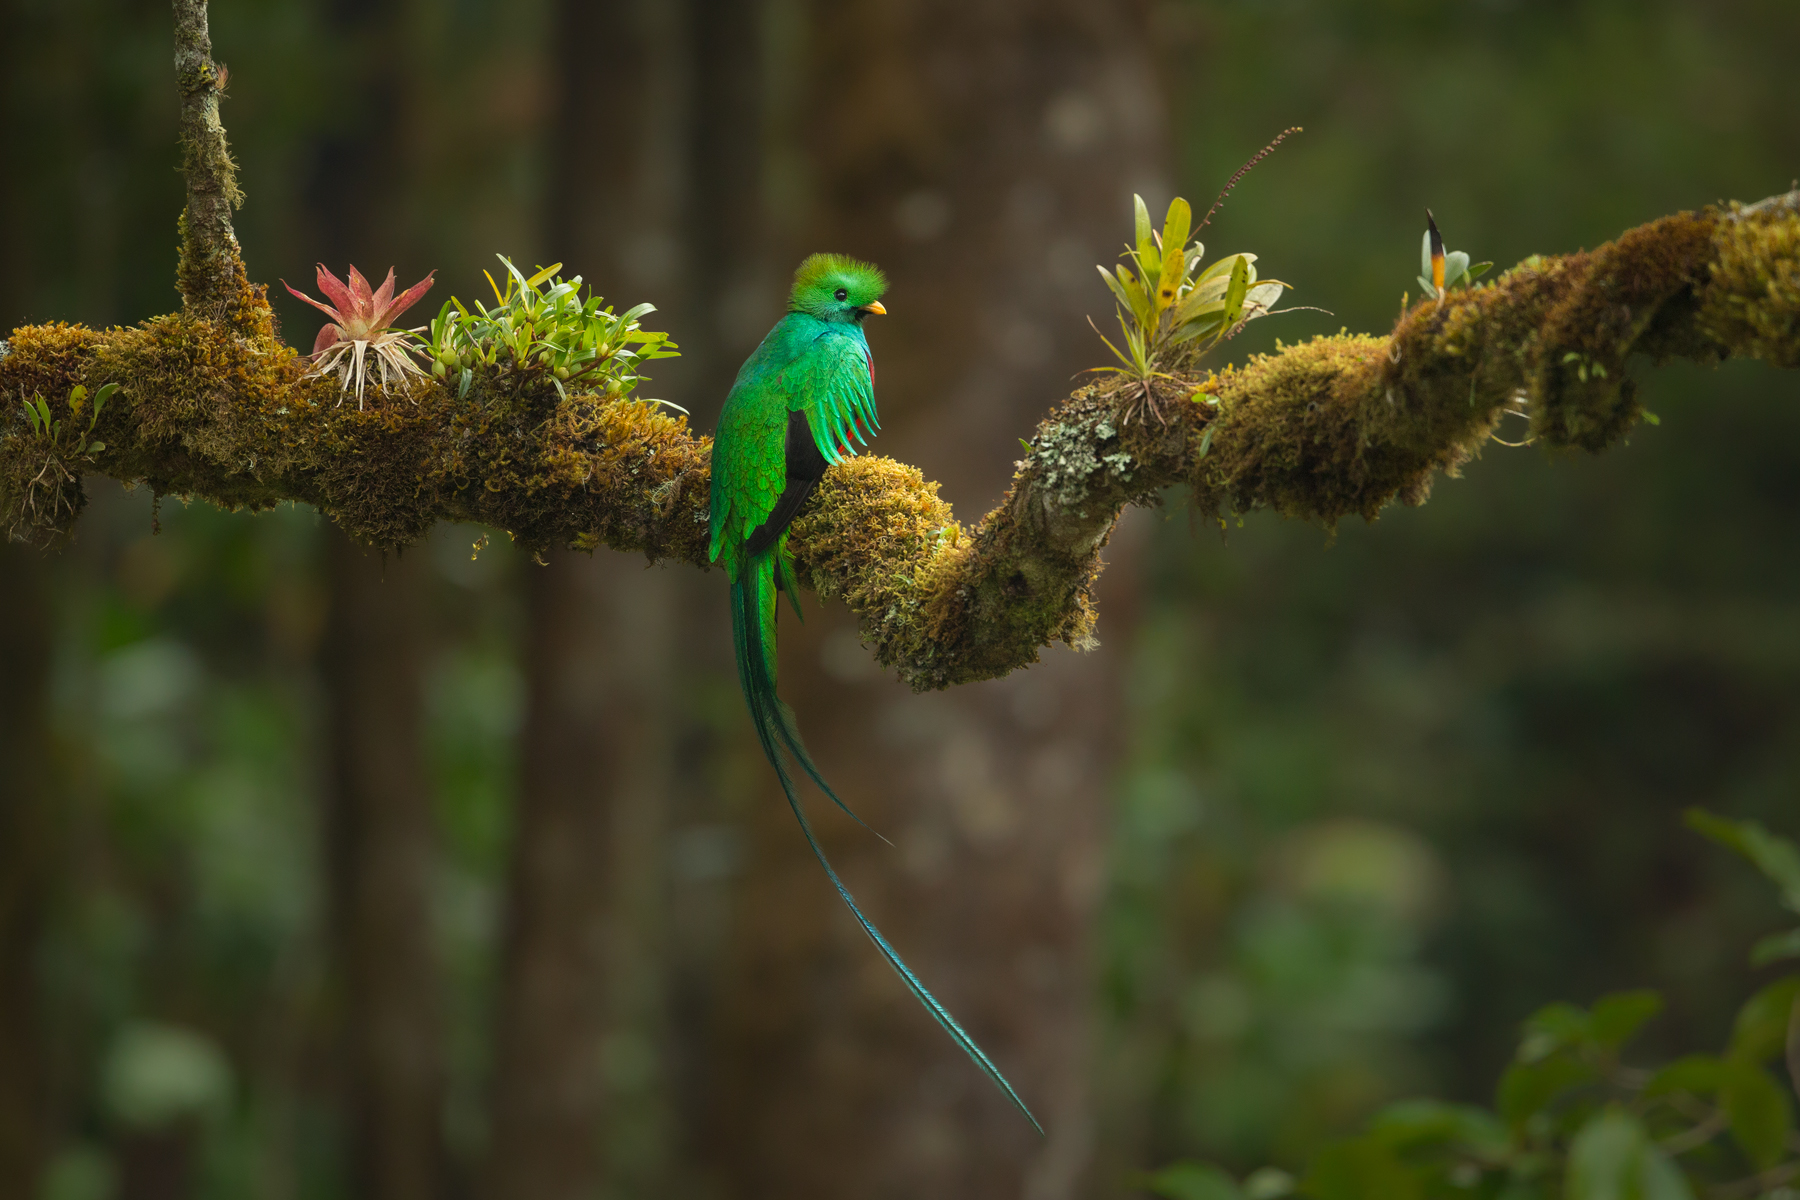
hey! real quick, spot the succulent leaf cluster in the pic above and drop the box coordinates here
[425,255,680,408]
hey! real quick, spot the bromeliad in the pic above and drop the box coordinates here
[708,253,1042,1134]
[282,264,435,408]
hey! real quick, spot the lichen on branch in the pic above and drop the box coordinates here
[1,73,1796,693]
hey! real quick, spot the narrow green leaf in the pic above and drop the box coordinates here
[1161,196,1192,260]
[1196,253,1256,286]
[1421,230,1435,283]
[1221,254,1250,329]
[1198,427,1214,458]
[1134,194,1154,267]
[1097,265,1134,313]
[1467,261,1496,282]
[1156,239,1187,319]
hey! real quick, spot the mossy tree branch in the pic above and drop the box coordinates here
[170,0,264,334]
[1,6,1795,690]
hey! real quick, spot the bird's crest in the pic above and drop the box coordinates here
[789,253,887,316]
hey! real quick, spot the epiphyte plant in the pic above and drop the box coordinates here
[1093,194,1288,424]
[1419,209,1494,302]
[20,382,116,458]
[282,265,437,409]
[424,255,681,409]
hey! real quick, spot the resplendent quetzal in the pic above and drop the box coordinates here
[708,253,1041,1133]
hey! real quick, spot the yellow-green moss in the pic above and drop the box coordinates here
[788,455,961,678]
[1700,203,1800,369]
[1194,332,1464,523]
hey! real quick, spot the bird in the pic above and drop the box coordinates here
[708,252,1042,1134]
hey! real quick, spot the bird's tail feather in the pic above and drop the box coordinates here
[732,551,870,832]
[729,552,1043,1135]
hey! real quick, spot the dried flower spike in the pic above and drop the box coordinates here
[282,264,435,408]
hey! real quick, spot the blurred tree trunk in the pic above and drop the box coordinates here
[0,543,53,1198]
[708,3,1164,1196]
[485,548,678,1200]
[320,532,445,1200]
[0,0,52,1180]
[306,3,446,1193]
[482,5,685,1198]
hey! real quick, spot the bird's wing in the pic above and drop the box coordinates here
[708,368,792,573]
[794,327,880,466]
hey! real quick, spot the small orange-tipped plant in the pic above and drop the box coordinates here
[282,264,435,408]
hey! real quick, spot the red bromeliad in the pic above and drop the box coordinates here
[281,265,435,408]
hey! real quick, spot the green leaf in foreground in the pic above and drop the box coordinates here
[1143,1162,1244,1200]
[1566,1109,1692,1200]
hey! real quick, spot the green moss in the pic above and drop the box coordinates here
[1699,203,1800,369]
[1526,210,1716,451]
[789,455,962,682]
[1193,332,1464,524]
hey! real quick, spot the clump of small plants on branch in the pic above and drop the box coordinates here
[282,265,437,408]
[8,382,117,529]
[1092,130,1309,426]
[1139,809,1800,1200]
[1419,209,1494,303]
[423,255,680,409]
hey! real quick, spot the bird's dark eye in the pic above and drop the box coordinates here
[834,288,848,301]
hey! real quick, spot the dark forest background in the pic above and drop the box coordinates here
[3,1,1799,1198]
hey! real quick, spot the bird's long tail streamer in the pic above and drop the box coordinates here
[729,549,1043,1135]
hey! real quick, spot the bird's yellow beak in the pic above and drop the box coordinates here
[859,300,887,316]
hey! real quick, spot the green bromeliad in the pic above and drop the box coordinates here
[708,253,1041,1133]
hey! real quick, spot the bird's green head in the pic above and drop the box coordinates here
[788,253,888,323]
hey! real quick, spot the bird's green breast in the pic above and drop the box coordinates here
[708,311,875,575]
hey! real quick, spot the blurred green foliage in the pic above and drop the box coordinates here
[1141,813,1800,1200]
